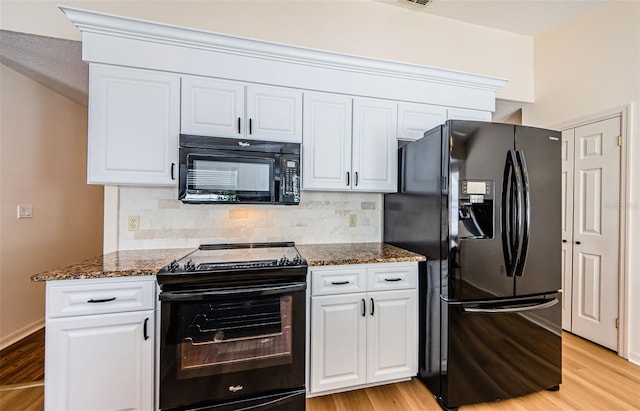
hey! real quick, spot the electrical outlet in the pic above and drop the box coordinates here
[16,204,33,219]
[348,214,357,227]
[128,215,140,231]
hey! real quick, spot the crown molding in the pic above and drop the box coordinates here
[59,6,506,93]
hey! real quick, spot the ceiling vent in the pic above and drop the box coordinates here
[406,0,432,5]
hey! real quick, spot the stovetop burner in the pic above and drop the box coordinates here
[157,242,307,286]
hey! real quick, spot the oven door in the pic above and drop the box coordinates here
[159,282,306,411]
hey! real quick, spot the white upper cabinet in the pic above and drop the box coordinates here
[303,93,398,193]
[447,107,492,122]
[246,85,302,142]
[88,64,180,185]
[352,98,398,192]
[302,92,353,190]
[181,76,302,143]
[397,102,447,141]
[180,76,244,138]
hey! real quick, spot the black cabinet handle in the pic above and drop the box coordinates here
[143,318,149,340]
[361,299,366,317]
[237,117,241,134]
[384,278,402,282]
[249,118,252,135]
[355,172,359,186]
[562,239,568,243]
[87,297,116,303]
[331,280,350,285]
[370,298,374,316]
[576,241,581,245]
[346,172,350,186]
[170,162,175,180]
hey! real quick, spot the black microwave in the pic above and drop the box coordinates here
[178,135,301,205]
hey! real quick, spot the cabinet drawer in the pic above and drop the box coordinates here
[47,279,156,318]
[367,263,417,291]
[311,267,366,296]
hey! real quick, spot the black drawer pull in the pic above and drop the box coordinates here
[576,241,582,245]
[87,297,116,304]
[384,277,402,282]
[170,162,175,180]
[143,318,149,340]
[237,117,241,134]
[331,280,350,285]
[370,298,374,316]
[562,239,568,243]
[361,299,366,317]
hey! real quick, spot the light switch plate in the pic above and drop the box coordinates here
[17,204,33,219]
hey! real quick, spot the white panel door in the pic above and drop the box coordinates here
[180,76,245,137]
[45,311,154,411]
[366,289,417,384]
[571,117,620,350]
[246,85,302,143]
[561,129,575,331]
[352,97,398,192]
[397,102,447,141]
[88,64,180,185]
[302,92,352,190]
[310,293,367,393]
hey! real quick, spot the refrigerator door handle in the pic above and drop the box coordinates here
[514,150,531,277]
[501,150,520,277]
[463,298,559,314]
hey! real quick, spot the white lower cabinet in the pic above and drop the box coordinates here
[44,277,156,411]
[309,263,417,395]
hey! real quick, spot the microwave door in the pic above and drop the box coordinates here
[181,153,275,203]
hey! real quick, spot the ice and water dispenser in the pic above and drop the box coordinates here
[457,179,494,239]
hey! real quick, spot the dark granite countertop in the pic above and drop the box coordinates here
[30,248,194,282]
[296,242,425,266]
[31,243,425,282]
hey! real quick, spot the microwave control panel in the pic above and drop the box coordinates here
[281,157,300,204]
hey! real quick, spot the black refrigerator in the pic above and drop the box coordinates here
[384,120,562,410]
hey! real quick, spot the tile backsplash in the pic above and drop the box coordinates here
[118,187,383,250]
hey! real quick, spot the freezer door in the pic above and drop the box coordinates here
[446,121,516,300]
[514,126,562,296]
[439,294,562,409]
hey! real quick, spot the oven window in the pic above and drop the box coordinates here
[175,295,292,379]
[189,157,272,192]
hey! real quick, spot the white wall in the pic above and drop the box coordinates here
[522,1,640,365]
[116,188,382,250]
[0,64,104,346]
[0,0,533,102]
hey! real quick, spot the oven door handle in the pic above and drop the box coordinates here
[159,282,306,301]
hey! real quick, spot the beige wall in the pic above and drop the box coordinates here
[0,64,103,345]
[523,1,640,365]
[0,0,533,102]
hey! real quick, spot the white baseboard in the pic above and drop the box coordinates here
[0,318,45,350]
[629,351,640,367]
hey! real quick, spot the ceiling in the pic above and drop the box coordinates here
[386,0,608,36]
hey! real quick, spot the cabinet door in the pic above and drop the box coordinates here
[302,92,352,190]
[181,76,245,138]
[366,289,417,384]
[45,310,154,411]
[352,98,398,192]
[397,102,447,141]
[310,293,367,393]
[246,85,302,143]
[88,64,179,185]
[447,107,492,122]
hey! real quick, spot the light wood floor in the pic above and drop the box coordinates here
[1,330,638,410]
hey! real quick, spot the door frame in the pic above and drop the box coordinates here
[551,103,631,359]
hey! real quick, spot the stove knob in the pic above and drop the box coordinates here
[184,260,196,271]
[168,260,178,273]
[292,255,302,265]
[279,256,290,266]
